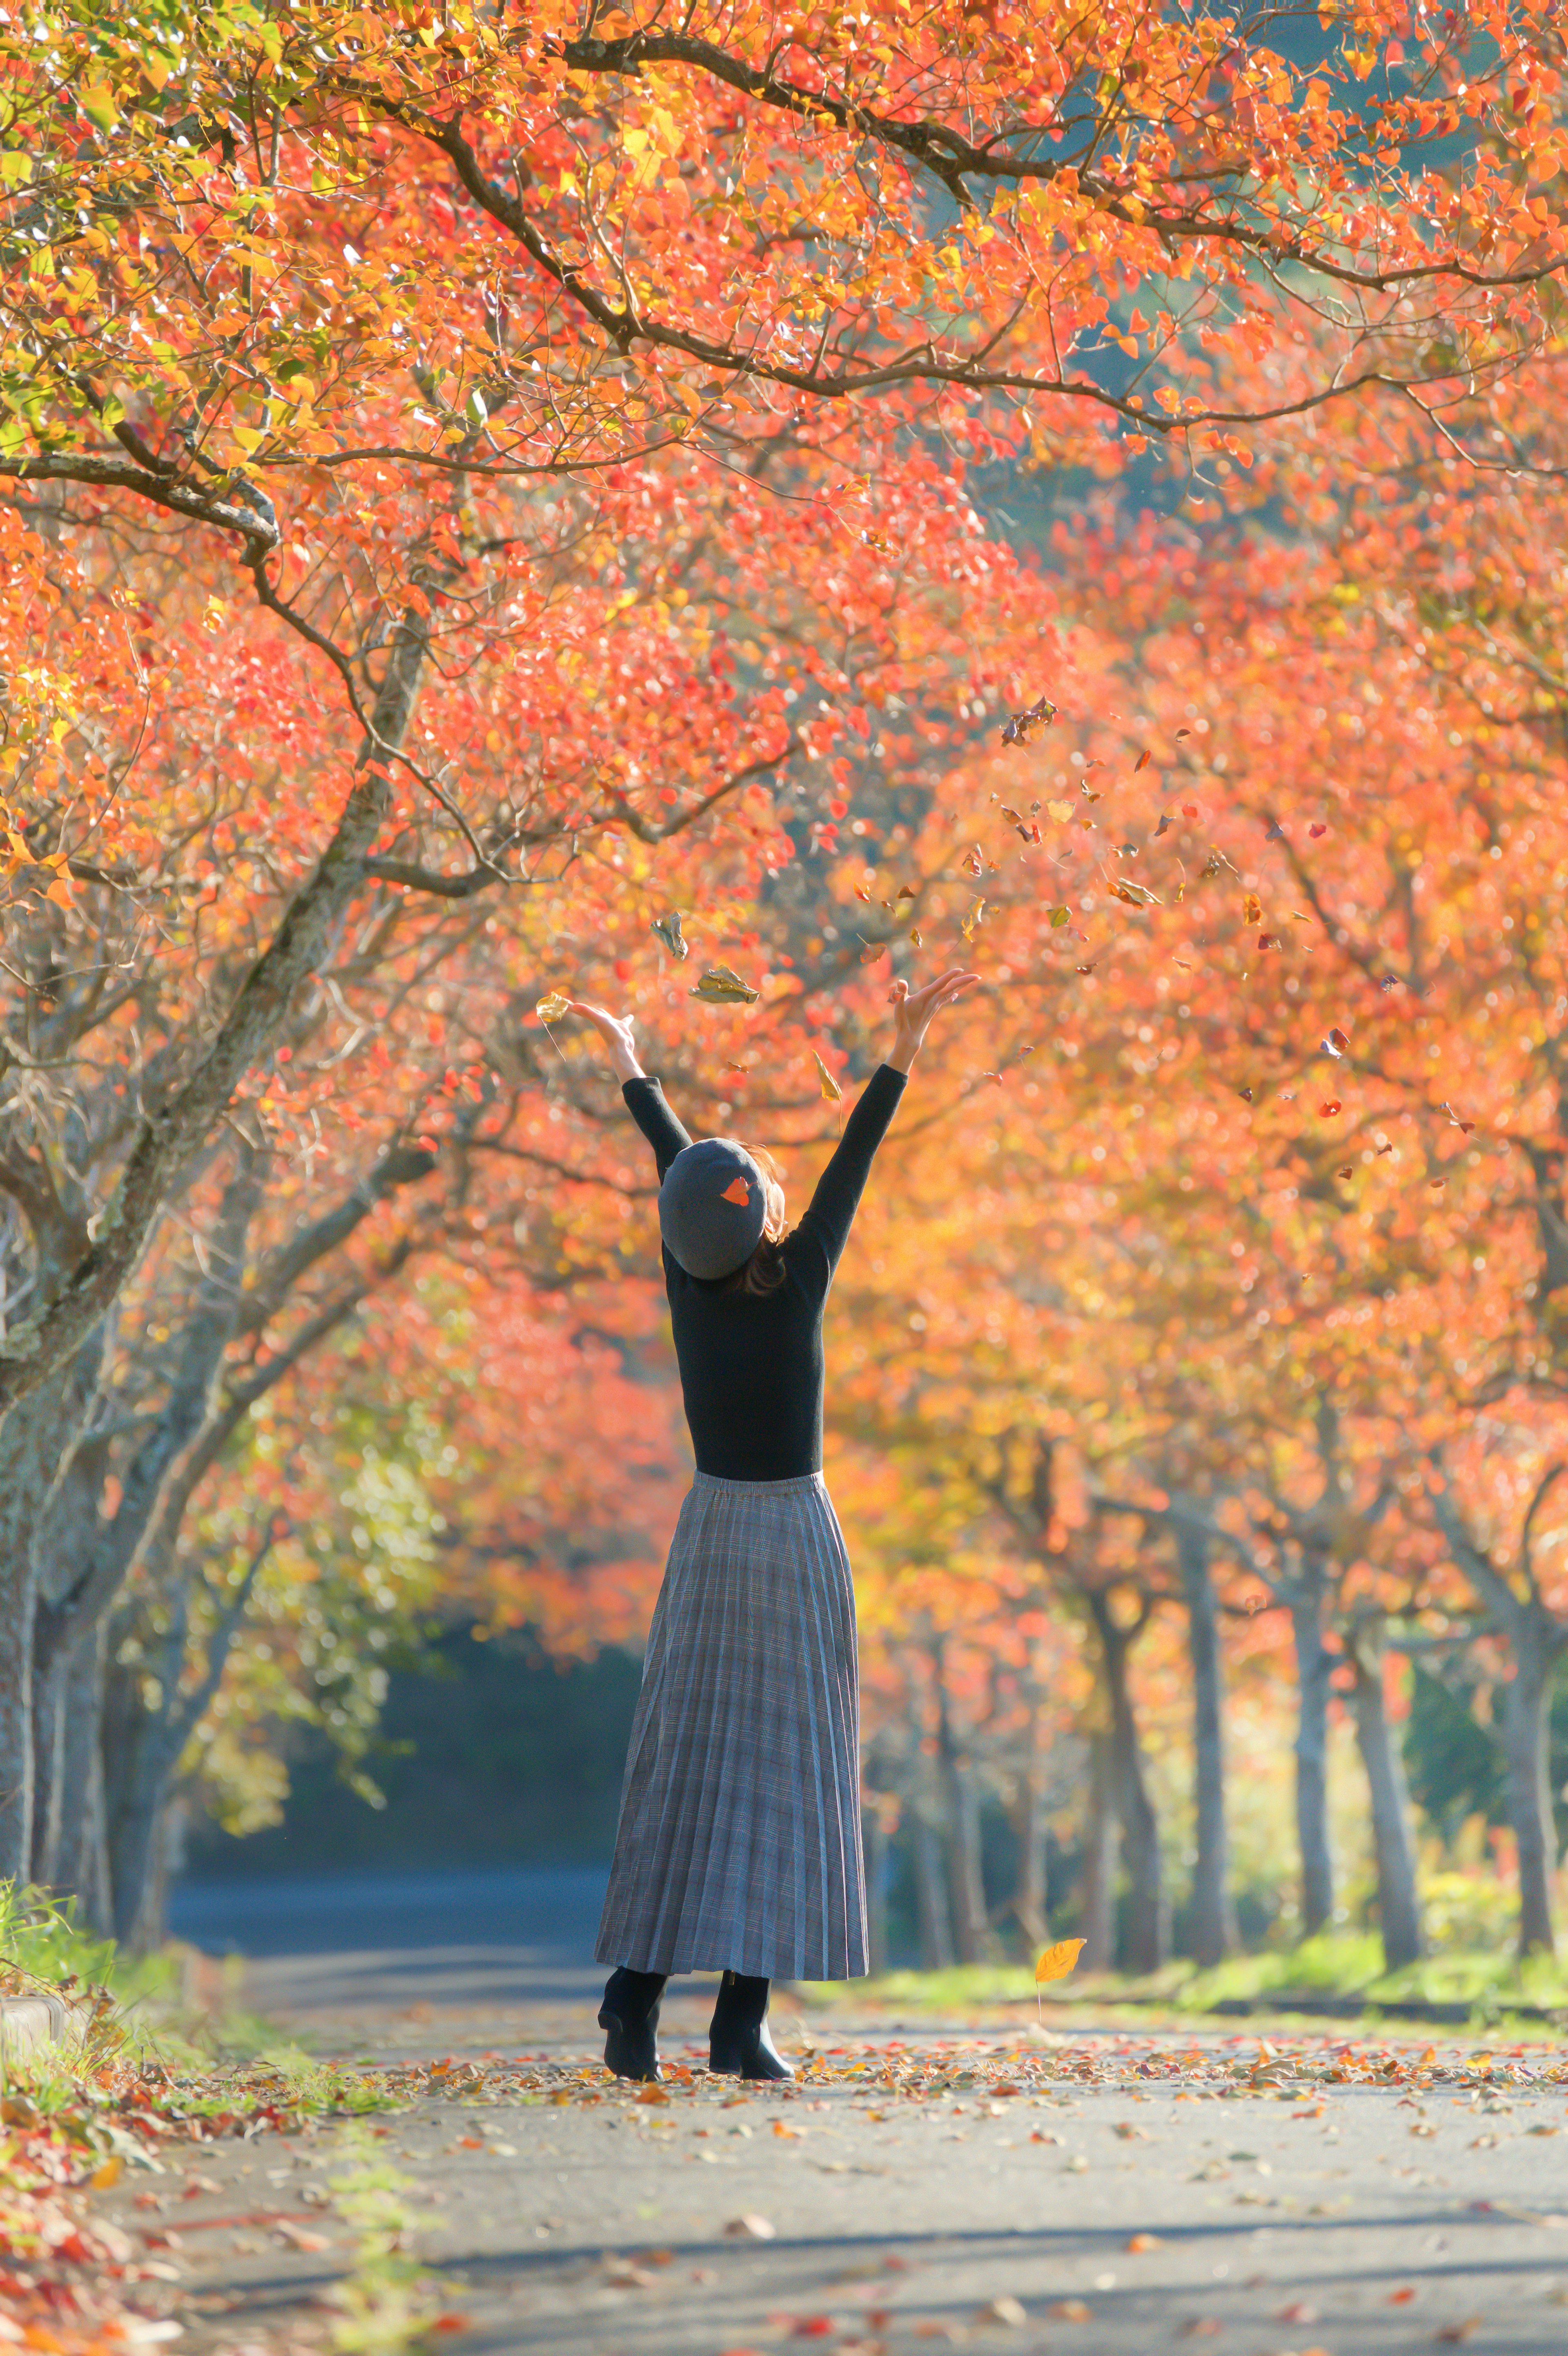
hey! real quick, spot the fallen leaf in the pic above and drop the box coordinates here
[1036,1937,1087,1985]
[1320,1100,1342,1116]
[979,2295,1027,2326]
[1126,2233,1164,2253]
[690,966,759,1005]
[535,992,570,1023]
[635,2085,669,2106]
[1048,2300,1091,2322]
[1323,1027,1350,1056]
[1002,694,1057,745]
[272,2221,331,2252]
[650,912,687,961]
[1180,2323,1222,2339]
[1242,893,1262,926]
[1276,2302,1317,2323]
[1436,2325,1483,2345]
[91,2157,124,2190]
[772,2119,805,2139]
[430,2318,471,2335]
[813,1051,843,1103]
[1388,2286,1417,2304]
[725,2213,776,2240]
[788,2321,834,2339]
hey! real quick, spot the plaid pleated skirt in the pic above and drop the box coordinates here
[595,1470,868,1981]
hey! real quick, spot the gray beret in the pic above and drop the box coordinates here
[659,1137,766,1280]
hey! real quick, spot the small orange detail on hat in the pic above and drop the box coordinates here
[720,1176,751,1206]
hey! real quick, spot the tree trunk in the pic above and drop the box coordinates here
[1177,1520,1236,1966]
[1087,1588,1167,1974]
[933,1644,990,1964]
[53,1626,109,1930]
[1079,1730,1118,1971]
[0,1382,74,1879]
[1289,1565,1336,1937]
[913,1811,956,1969]
[1010,1691,1050,1950]
[863,1799,890,1977]
[1498,1639,1560,1958]
[1347,1616,1425,1970]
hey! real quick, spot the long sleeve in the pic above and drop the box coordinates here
[622,1075,691,1182]
[788,1063,907,1298]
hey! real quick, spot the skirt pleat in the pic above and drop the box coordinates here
[594,1470,867,1981]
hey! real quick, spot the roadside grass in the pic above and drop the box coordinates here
[797,1934,1568,2030]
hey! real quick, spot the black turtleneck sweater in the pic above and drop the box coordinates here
[622,1064,907,1481]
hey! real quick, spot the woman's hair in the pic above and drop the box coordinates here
[725,1145,789,1295]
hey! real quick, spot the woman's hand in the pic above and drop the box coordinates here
[885,968,982,1074]
[566,1001,645,1083]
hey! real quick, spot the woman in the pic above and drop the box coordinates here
[567,969,978,2082]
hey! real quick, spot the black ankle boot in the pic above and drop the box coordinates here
[708,1971,793,2081]
[599,1966,667,2082]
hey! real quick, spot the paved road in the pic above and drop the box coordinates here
[149,1876,1568,2355]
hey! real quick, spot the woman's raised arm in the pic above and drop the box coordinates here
[567,1001,691,1181]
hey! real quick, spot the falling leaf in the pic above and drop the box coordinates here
[1430,1176,1447,1190]
[1320,1100,1342,1116]
[725,2214,776,2240]
[1238,1087,1254,1102]
[1001,693,1057,745]
[961,900,985,942]
[1109,879,1161,908]
[1309,822,1328,837]
[1257,932,1279,950]
[1076,964,1096,975]
[1154,814,1173,837]
[1242,893,1262,926]
[1000,806,1025,825]
[721,1177,751,1206]
[1265,819,1285,841]
[909,926,922,946]
[855,886,873,903]
[1323,1028,1350,1056]
[1173,957,1191,970]
[1336,1165,1354,1180]
[1080,783,1102,803]
[1048,906,1070,928]
[535,992,571,1023]
[690,966,760,1004]
[1016,821,1041,842]
[1125,2233,1165,2253]
[1441,1102,1475,1133]
[1380,974,1400,991]
[813,1051,843,1103]
[860,941,889,964]
[1134,749,1152,772]
[1181,802,1198,818]
[980,1071,1003,1086]
[1035,1936,1087,1985]
[1377,1141,1394,1155]
[897,883,917,899]
[1046,799,1074,823]
[650,911,687,961]
[963,846,983,876]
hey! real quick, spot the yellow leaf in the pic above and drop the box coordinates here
[812,1050,842,1102]
[90,2155,123,2189]
[1035,1936,1087,1985]
[1242,893,1262,926]
[535,992,570,1022]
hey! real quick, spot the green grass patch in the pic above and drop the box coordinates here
[796,1935,1568,2025]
